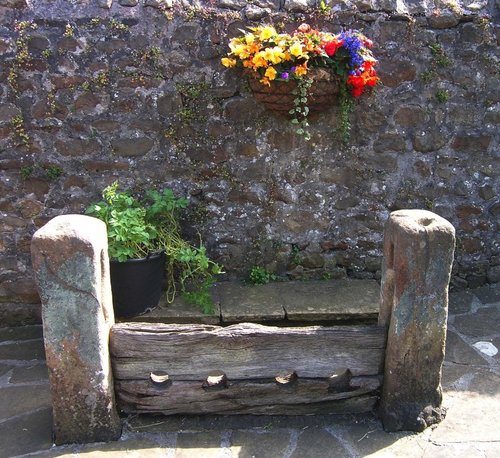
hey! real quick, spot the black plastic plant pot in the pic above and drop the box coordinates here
[110,251,166,319]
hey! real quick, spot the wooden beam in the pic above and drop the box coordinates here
[115,376,381,415]
[111,323,386,380]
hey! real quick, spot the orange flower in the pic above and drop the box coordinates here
[294,64,308,76]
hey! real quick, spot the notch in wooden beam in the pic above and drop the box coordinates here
[275,371,298,385]
[149,371,172,388]
[328,369,353,393]
[202,371,228,390]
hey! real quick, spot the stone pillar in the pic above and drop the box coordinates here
[31,215,121,444]
[379,210,455,432]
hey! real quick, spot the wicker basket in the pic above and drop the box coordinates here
[248,69,340,115]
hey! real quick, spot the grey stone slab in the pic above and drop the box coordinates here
[430,387,500,444]
[449,290,479,315]
[472,283,500,305]
[229,430,291,458]
[290,428,350,458]
[0,339,46,361]
[0,325,43,342]
[175,432,224,458]
[217,279,380,323]
[453,306,500,338]
[128,294,220,325]
[10,363,49,383]
[0,407,53,457]
[0,362,13,377]
[441,362,475,391]
[216,282,285,323]
[0,384,51,420]
[126,412,372,434]
[340,420,414,457]
[469,369,500,396]
[277,279,379,321]
[445,330,488,366]
[74,436,173,456]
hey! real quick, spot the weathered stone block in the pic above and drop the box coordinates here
[31,215,121,444]
[379,210,455,432]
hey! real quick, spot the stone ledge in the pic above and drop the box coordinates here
[134,279,380,325]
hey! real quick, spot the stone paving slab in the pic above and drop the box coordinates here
[229,430,291,458]
[445,331,488,366]
[215,282,286,323]
[453,306,500,338]
[290,428,350,457]
[0,384,51,419]
[448,290,479,315]
[0,339,46,361]
[10,363,49,384]
[0,325,43,341]
[216,279,379,324]
[470,283,500,305]
[128,294,221,325]
[277,279,379,321]
[0,407,53,457]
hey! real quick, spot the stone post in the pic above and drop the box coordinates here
[379,210,455,432]
[31,215,121,444]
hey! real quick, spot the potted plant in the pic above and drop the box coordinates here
[221,23,380,142]
[86,182,222,318]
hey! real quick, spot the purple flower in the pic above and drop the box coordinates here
[281,72,289,80]
[291,66,297,72]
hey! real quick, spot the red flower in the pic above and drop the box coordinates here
[324,40,343,57]
[351,86,364,97]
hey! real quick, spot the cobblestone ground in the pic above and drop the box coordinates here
[1,284,499,458]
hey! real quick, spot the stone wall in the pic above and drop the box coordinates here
[0,0,498,324]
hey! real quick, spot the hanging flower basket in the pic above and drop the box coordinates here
[247,68,340,115]
[221,24,380,141]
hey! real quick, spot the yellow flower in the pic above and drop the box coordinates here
[245,33,255,44]
[264,67,277,80]
[259,26,277,41]
[289,42,304,57]
[252,51,268,68]
[221,57,237,68]
[263,46,285,65]
[229,43,250,59]
[259,77,271,86]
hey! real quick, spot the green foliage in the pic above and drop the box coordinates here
[86,182,155,261]
[45,165,63,180]
[429,43,451,67]
[20,165,34,180]
[319,0,331,14]
[176,81,208,99]
[435,89,450,103]
[420,69,435,84]
[290,244,302,265]
[86,182,223,313]
[290,77,313,141]
[10,115,30,146]
[81,71,109,92]
[337,83,355,144]
[63,24,74,38]
[248,266,276,285]
[9,21,37,93]
[108,19,130,35]
[182,277,217,315]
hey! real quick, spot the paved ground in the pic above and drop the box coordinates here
[0,283,499,458]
